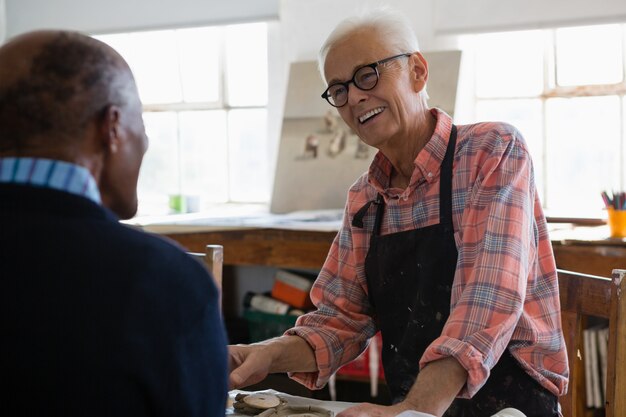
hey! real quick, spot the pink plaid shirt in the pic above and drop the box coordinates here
[286,108,568,398]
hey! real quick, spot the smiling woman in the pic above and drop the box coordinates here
[322,28,432,168]
[94,22,270,216]
[227,7,567,417]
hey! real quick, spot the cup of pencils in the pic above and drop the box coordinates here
[601,191,626,238]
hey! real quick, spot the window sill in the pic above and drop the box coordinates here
[546,216,606,227]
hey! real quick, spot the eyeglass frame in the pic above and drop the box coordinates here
[320,52,413,108]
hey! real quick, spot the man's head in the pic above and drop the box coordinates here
[0,30,148,219]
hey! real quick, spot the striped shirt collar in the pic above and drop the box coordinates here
[0,157,101,204]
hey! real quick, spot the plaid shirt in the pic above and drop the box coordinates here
[286,108,568,399]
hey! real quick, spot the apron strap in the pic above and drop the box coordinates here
[372,193,384,236]
[439,125,457,230]
[351,194,383,228]
[353,124,457,233]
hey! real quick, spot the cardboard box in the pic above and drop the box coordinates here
[271,269,314,309]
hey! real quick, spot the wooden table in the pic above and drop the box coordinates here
[155,227,337,270]
[549,224,626,276]
[152,223,626,277]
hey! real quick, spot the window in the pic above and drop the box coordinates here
[462,24,626,219]
[95,22,269,216]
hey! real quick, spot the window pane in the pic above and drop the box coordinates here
[177,27,221,103]
[546,96,621,216]
[555,24,623,86]
[228,109,269,202]
[474,30,544,97]
[98,22,270,214]
[138,112,180,215]
[225,23,268,106]
[475,99,544,198]
[95,31,183,104]
[179,111,229,204]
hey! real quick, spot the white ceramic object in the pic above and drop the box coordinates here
[395,407,526,417]
[491,408,527,417]
[395,411,436,417]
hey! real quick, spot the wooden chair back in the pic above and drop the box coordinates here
[557,268,625,417]
[188,244,224,304]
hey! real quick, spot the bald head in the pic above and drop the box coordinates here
[0,30,149,219]
[0,30,135,156]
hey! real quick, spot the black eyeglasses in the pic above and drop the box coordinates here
[321,53,412,108]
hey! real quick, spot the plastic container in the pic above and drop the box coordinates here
[271,270,314,309]
[244,292,292,315]
[336,332,385,380]
[607,208,626,238]
[243,309,298,342]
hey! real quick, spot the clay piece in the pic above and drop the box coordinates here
[233,393,285,415]
[231,393,333,417]
[243,393,282,409]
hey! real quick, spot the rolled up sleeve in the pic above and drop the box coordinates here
[285,206,377,389]
[421,128,536,397]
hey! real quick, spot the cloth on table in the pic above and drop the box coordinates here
[227,390,353,417]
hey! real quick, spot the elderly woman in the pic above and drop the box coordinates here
[229,8,568,417]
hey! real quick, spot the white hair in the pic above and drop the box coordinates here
[318,6,420,82]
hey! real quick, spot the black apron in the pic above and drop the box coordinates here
[353,126,559,417]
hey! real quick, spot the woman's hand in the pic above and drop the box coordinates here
[228,335,318,389]
[228,344,273,389]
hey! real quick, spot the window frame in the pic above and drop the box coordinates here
[94,23,270,215]
[469,23,626,224]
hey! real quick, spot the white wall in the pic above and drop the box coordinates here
[280,0,437,63]
[435,0,626,35]
[5,0,279,36]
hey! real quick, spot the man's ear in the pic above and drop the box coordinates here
[98,105,122,154]
[408,52,429,93]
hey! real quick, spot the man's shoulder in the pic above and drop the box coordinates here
[0,184,208,281]
[106,223,205,273]
[96,224,217,310]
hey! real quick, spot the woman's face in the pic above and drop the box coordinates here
[323,29,427,152]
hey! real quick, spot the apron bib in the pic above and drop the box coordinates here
[354,126,559,417]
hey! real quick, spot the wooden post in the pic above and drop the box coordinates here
[204,244,223,288]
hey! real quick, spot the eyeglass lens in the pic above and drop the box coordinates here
[326,66,378,107]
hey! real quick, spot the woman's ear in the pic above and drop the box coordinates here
[409,52,429,93]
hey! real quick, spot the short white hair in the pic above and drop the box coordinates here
[318,6,420,83]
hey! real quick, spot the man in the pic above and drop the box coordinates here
[0,30,227,416]
[229,9,568,417]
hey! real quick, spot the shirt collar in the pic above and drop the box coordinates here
[367,108,454,195]
[0,157,101,205]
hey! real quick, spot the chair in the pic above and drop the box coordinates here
[188,244,224,302]
[557,268,625,417]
